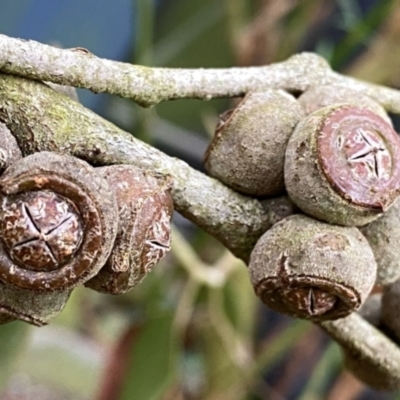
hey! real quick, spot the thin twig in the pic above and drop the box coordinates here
[1,33,400,384]
[1,34,400,112]
[319,313,400,387]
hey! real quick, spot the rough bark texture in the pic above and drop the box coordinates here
[1,33,400,383]
[0,73,295,262]
[321,314,400,391]
[2,35,400,113]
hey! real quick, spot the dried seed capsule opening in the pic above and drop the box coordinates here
[1,191,83,272]
[249,215,377,321]
[318,107,400,209]
[285,104,400,226]
[254,262,359,321]
[0,152,118,292]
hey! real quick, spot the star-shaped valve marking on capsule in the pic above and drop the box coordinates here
[346,128,389,179]
[2,191,83,272]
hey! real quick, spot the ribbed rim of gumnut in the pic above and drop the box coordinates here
[255,275,360,321]
[0,151,118,292]
[0,175,103,291]
[317,105,400,210]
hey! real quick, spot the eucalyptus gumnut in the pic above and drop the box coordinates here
[204,90,304,197]
[298,85,391,125]
[0,152,119,292]
[86,165,173,294]
[0,284,70,326]
[285,104,400,226]
[359,198,400,285]
[248,214,377,321]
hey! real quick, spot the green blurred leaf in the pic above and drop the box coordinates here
[336,0,363,30]
[0,321,29,389]
[276,0,325,61]
[198,314,248,400]
[223,265,256,339]
[16,325,102,398]
[153,0,231,131]
[120,311,178,400]
[331,0,396,69]
[298,342,342,400]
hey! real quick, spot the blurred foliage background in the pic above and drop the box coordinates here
[1,1,400,399]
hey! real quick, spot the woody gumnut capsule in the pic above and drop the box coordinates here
[0,152,119,292]
[204,90,304,197]
[360,198,400,285]
[86,165,173,294]
[298,85,392,125]
[284,104,400,226]
[248,214,377,321]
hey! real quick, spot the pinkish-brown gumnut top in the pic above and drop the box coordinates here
[318,106,400,210]
[1,191,83,272]
[0,151,118,292]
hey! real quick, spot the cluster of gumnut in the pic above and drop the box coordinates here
[0,122,173,326]
[204,85,400,389]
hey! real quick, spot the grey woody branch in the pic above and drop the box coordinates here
[320,314,400,388]
[1,34,400,379]
[1,34,400,112]
[0,73,295,261]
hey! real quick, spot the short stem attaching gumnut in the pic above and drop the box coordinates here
[359,198,400,285]
[86,165,173,294]
[285,104,400,226]
[248,214,377,321]
[204,90,304,197]
[0,151,119,292]
[298,85,392,125]
[0,283,71,326]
